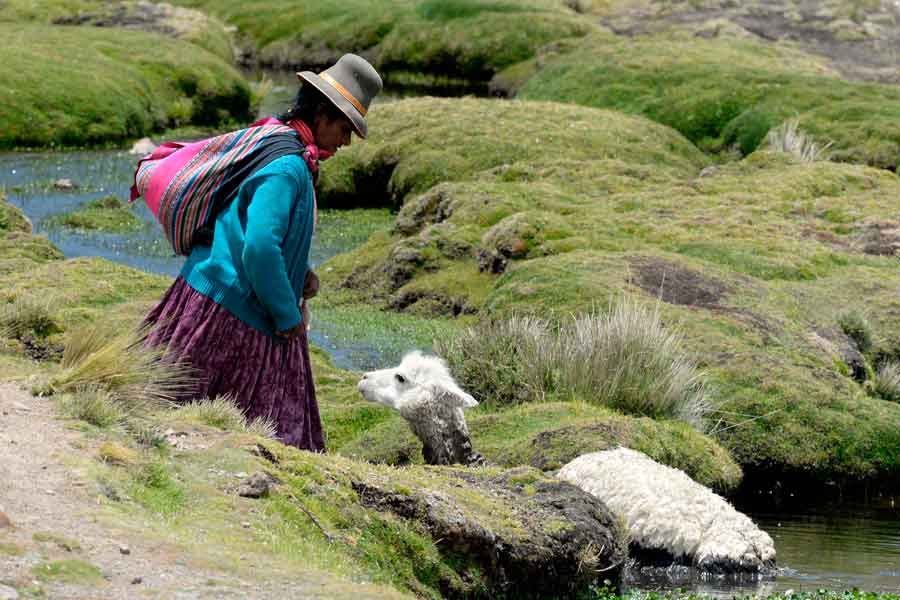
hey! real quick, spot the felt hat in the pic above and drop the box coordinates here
[297,54,382,139]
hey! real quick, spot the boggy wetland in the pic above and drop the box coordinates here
[0,1,899,599]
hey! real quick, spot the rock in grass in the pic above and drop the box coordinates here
[236,472,279,498]
[130,138,158,156]
[52,179,78,190]
[351,465,627,597]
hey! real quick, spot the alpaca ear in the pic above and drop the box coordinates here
[433,381,478,409]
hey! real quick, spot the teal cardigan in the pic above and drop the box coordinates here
[181,154,314,337]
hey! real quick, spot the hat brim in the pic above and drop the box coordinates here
[296,71,368,139]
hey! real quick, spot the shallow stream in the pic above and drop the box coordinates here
[0,128,898,599]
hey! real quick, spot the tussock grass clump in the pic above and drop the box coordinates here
[50,325,195,416]
[436,315,552,406]
[767,119,833,163]
[175,395,277,438]
[438,298,711,429]
[58,387,128,428]
[838,309,874,353]
[97,441,140,466]
[0,196,31,234]
[874,361,900,402]
[566,300,711,428]
[0,295,61,339]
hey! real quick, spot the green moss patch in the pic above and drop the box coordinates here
[31,559,104,584]
[319,97,705,207]
[32,532,82,552]
[0,23,251,149]
[337,400,742,493]
[260,442,624,598]
[0,0,234,61]
[516,32,900,169]
[44,196,143,233]
[172,0,593,83]
[0,255,169,332]
[0,197,31,234]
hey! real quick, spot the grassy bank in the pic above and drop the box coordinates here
[0,24,251,149]
[0,0,234,61]
[512,32,900,169]
[316,97,900,492]
[170,0,594,81]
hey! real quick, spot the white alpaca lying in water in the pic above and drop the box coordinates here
[357,351,775,574]
[559,448,775,573]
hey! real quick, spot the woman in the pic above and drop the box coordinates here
[144,54,382,451]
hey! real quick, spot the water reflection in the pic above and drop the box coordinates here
[750,502,900,593]
[620,500,900,596]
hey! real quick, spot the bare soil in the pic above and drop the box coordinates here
[0,383,393,599]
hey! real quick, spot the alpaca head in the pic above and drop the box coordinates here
[357,351,477,415]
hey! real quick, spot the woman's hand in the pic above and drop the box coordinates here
[276,321,305,339]
[303,270,320,300]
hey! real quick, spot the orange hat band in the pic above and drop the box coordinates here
[321,72,367,117]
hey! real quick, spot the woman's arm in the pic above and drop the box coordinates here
[241,167,309,336]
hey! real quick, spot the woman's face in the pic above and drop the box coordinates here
[313,113,353,154]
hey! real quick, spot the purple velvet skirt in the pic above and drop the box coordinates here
[144,277,324,452]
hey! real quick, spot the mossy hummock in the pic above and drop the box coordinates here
[513,32,900,169]
[0,24,252,149]
[171,0,595,83]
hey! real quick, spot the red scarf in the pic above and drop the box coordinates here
[285,119,331,228]
[286,119,333,175]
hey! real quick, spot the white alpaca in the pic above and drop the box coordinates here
[357,351,776,574]
[357,351,484,466]
[558,449,775,573]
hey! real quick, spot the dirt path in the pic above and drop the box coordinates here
[0,383,386,599]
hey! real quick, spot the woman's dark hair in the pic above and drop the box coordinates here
[278,83,345,125]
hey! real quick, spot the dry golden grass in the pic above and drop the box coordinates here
[175,395,278,438]
[52,324,196,415]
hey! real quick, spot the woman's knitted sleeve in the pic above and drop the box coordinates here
[241,165,304,332]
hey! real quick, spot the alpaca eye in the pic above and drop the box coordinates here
[395,374,406,384]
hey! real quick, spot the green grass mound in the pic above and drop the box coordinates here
[0,196,31,234]
[31,559,104,584]
[319,96,707,209]
[0,0,234,61]
[318,95,900,490]
[44,196,143,233]
[0,23,252,149]
[514,32,900,169]
[337,402,742,493]
[172,0,594,82]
